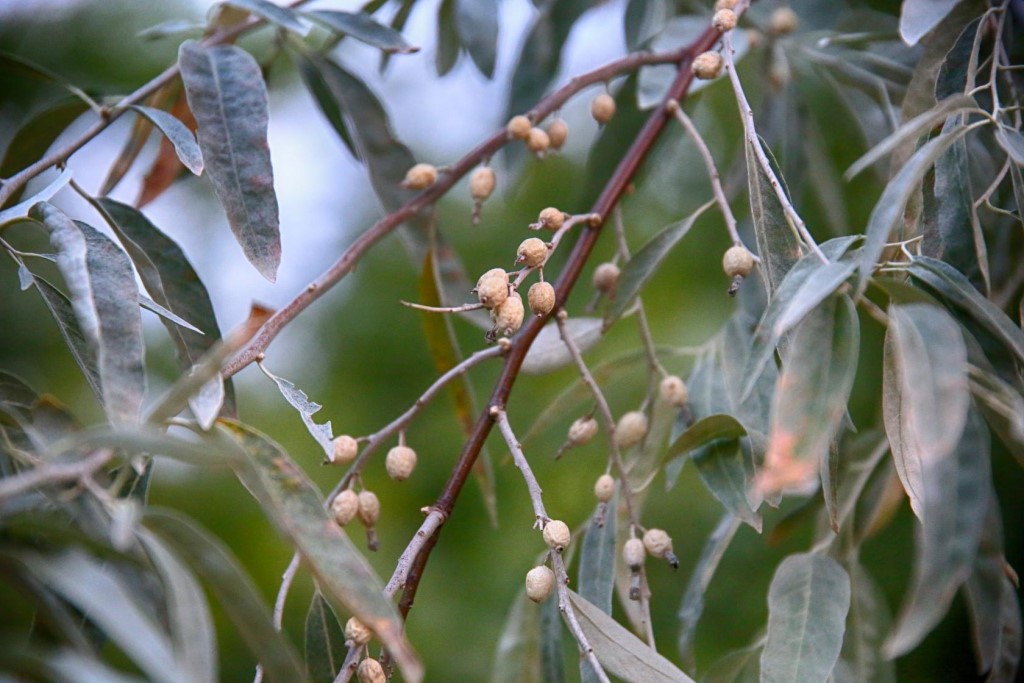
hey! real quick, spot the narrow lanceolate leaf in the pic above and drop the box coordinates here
[540,594,566,683]
[835,563,895,683]
[305,591,347,683]
[294,51,360,160]
[144,509,306,683]
[665,414,747,462]
[747,137,802,299]
[224,0,309,35]
[306,10,417,53]
[216,420,422,683]
[578,499,616,683]
[604,201,713,328]
[521,317,603,375]
[32,203,145,425]
[455,0,498,77]
[13,549,186,683]
[855,125,972,291]
[257,363,334,461]
[566,590,696,683]
[490,591,542,683]
[137,529,217,683]
[761,296,859,495]
[693,440,762,531]
[964,497,1014,677]
[178,41,280,282]
[129,106,203,175]
[882,303,969,521]
[435,0,459,76]
[761,553,850,683]
[884,405,991,658]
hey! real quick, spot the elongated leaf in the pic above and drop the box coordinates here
[884,405,991,657]
[835,562,895,683]
[900,0,961,46]
[693,439,761,531]
[490,590,542,683]
[882,302,969,520]
[217,420,422,683]
[566,589,695,683]
[605,202,713,327]
[985,577,1022,682]
[32,203,145,425]
[677,514,741,669]
[225,0,309,35]
[963,496,1010,675]
[578,498,617,615]
[747,136,801,299]
[129,106,203,174]
[521,317,603,375]
[762,296,859,495]
[969,364,1024,465]
[435,0,459,76]
[294,52,359,160]
[703,641,762,683]
[3,646,148,683]
[305,591,347,683]
[0,49,97,107]
[139,296,201,332]
[258,363,334,461]
[856,124,973,290]
[144,509,306,683]
[540,591,566,683]
[908,255,1024,367]
[12,549,185,683]
[995,126,1024,166]
[455,0,498,77]
[137,528,217,683]
[178,41,280,281]
[306,10,417,53]
[624,0,667,50]
[761,553,850,683]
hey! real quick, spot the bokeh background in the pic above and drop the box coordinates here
[1,0,1022,681]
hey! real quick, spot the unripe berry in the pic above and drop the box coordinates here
[543,519,571,552]
[591,92,616,124]
[345,617,372,646]
[714,0,737,9]
[402,163,437,190]
[722,245,755,278]
[525,565,555,603]
[536,207,565,230]
[769,6,799,35]
[526,127,550,153]
[470,166,496,201]
[507,115,532,140]
[490,291,525,337]
[692,51,724,80]
[385,445,417,481]
[623,537,645,569]
[474,268,510,308]
[592,262,620,296]
[659,375,689,407]
[516,237,548,268]
[643,528,679,568]
[358,490,380,526]
[594,474,615,502]
[356,658,386,683]
[712,8,737,32]
[615,410,648,449]
[528,282,556,317]
[331,434,358,464]
[568,416,598,445]
[332,489,360,526]
[547,119,568,149]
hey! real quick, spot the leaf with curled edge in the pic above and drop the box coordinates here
[179,41,280,282]
[257,363,334,461]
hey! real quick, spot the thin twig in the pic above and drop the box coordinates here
[551,551,611,683]
[492,408,548,523]
[400,300,485,313]
[512,213,595,289]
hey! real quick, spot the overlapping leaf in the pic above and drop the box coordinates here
[521,317,603,375]
[490,590,542,683]
[129,106,203,175]
[225,0,309,35]
[746,136,802,299]
[306,10,417,53]
[834,563,895,683]
[305,591,347,683]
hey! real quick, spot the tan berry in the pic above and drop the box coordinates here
[516,237,548,268]
[543,519,571,552]
[615,410,648,449]
[594,474,615,502]
[659,375,689,407]
[536,207,565,231]
[385,445,417,481]
[331,434,358,464]
[526,127,550,153]
[623,537,645,569]
[722,245,755,278]
[568,416,598,445]
[345,617,372,646]
[591,92,616,124]
[692,51,724,80]
[507,115,532,140]
[356,658,386,683]
[712,8,737,32]
[490,291,525,337]
[470,166,496,201]
[474,268,510,308]
[401,162,437,190]
[592,262,620,296]
[527,282,556,317]
[547,119,568,149]
[769,6,799,35]
[643,528,679,568]
[525,565,555,603]
[357,490,380,526]
[714,0,737,9]
[331,489,360,526]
